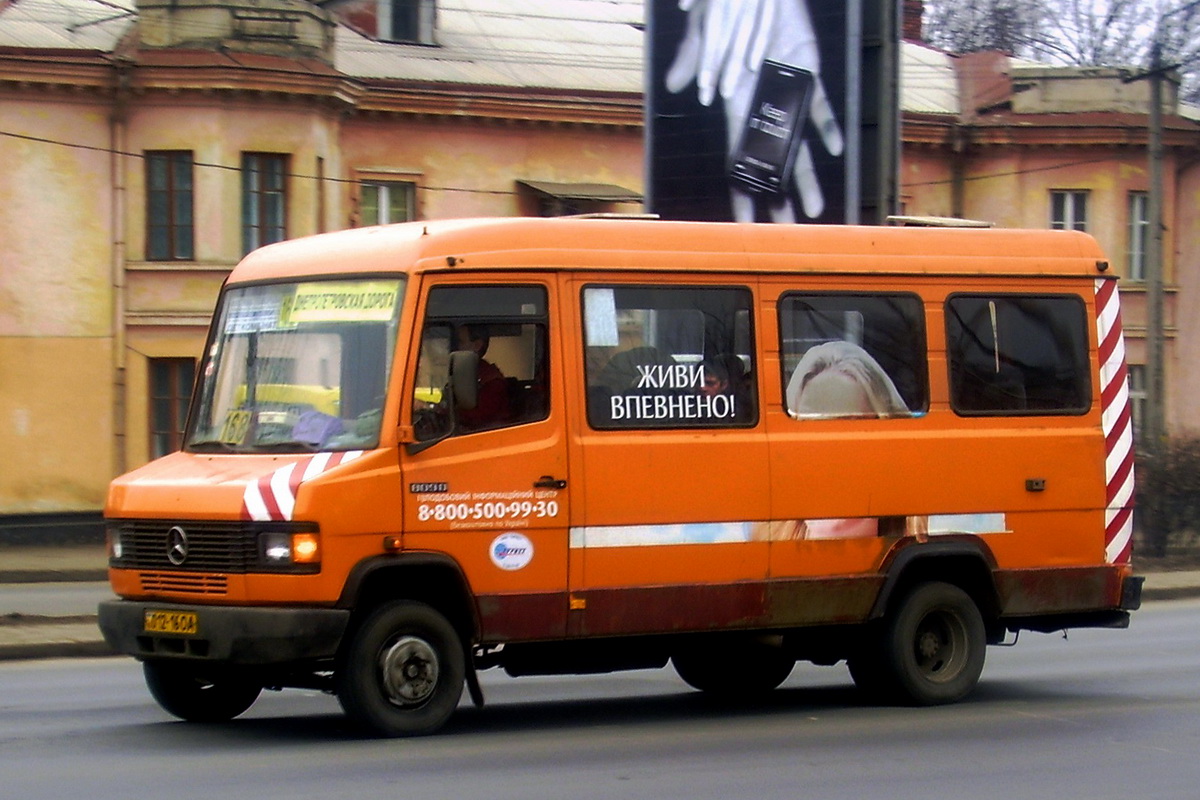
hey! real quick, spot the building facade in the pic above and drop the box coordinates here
[0,0,643,530]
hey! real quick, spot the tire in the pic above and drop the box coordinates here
[143,661,262,722]
[672,637,795,696]
[336,601,465,737]
[853,582,986,705]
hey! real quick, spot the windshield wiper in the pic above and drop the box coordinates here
[251,440,322,453]
[187,440,239,453]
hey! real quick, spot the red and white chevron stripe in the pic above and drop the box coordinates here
[242,450,364,521]
[1095,278,1135,564]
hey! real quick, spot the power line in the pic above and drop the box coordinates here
[0,124,1140,194]
[902,156,1118,188]
[0,128,520,196]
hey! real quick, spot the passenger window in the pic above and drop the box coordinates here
[779,293,927,418]
[412,285,549,439]
[583,285,756,429]
[946,294,1090,415]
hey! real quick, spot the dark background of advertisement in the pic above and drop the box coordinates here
[646,0,898,225]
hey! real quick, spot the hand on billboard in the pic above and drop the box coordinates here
[665,0,844,221]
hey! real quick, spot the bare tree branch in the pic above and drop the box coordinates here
[923,0,1200,103]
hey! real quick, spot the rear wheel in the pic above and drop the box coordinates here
[672,637,795,696]
[850,582,985,705]
[336,601,465,737]
[143,661,262,722]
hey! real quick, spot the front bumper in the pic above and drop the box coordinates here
[98,600,350,665]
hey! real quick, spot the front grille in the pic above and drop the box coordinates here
[111,520,258,572]
[140,572,228,595]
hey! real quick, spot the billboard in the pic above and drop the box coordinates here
[647,0,898,225]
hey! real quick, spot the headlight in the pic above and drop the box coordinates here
[259,530,321,571]
[106,523,124,561]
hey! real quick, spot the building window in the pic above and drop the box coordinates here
[242,153,288,254]
[379,0,435,43]
[150,358,196,459]
[1050,190,1088,231]
[1127,191,1149,282]
[361,181,416,225]
[1128,364,1146,444]
[146,151,194,261]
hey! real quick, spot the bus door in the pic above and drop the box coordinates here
[400,279,570,643]
[565,279,771,637]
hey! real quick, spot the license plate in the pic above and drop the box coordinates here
[143,610,198,635]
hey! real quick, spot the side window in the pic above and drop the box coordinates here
[412,285,549,439]
[779,293,927,418]
[945,294,1091,415]
[583,285,756,429]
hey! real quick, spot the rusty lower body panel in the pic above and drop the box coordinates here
[995,566,1142,632]
[475,567,1141,644]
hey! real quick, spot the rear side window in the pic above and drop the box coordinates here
[582,285,756,429]
[945,294,1091,415]
[779,293,927,418]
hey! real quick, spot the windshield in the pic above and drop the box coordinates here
[187,278,405,453]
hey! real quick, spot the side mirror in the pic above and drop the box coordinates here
[450,350,479,411]
[404,350,479,456]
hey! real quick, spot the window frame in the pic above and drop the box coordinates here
[776,291,929,420]
[378,0,436,44]
[145,150,195,261]
[242,152,289,255]
[581,283,758,431]
[149,357,196,459]
[413,284,551,439]
[1127,190,1149,282]
[359,179,418,225]
[1127,363,1146,445]
[1050,190,1089,232]
[944,292,1092,417]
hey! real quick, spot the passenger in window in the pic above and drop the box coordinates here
[454,324,510,431]
[702,354,753,422]
[785,341,908,419]
[700,359,732,398]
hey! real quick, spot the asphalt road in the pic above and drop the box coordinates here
[0,599,1196,800]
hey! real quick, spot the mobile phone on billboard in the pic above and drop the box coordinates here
[729,60,815,196]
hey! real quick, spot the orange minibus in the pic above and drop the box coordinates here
[99,217,1142,736]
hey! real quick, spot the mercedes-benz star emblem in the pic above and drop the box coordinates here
[167,525,189,566]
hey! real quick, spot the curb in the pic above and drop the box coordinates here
[0,640,115,662]
[0,570,109,584]
[0,617,113,662]
[1140,586,1200,602]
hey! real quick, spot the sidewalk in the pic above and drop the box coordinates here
[1,544,1198,662]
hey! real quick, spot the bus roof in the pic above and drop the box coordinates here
[229,217,1111,284]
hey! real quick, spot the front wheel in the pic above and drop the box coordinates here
[143,661,262,722]
[851,581,986,705]
[336,601,465,737]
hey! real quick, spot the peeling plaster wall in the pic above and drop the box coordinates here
[0,96,116,513]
